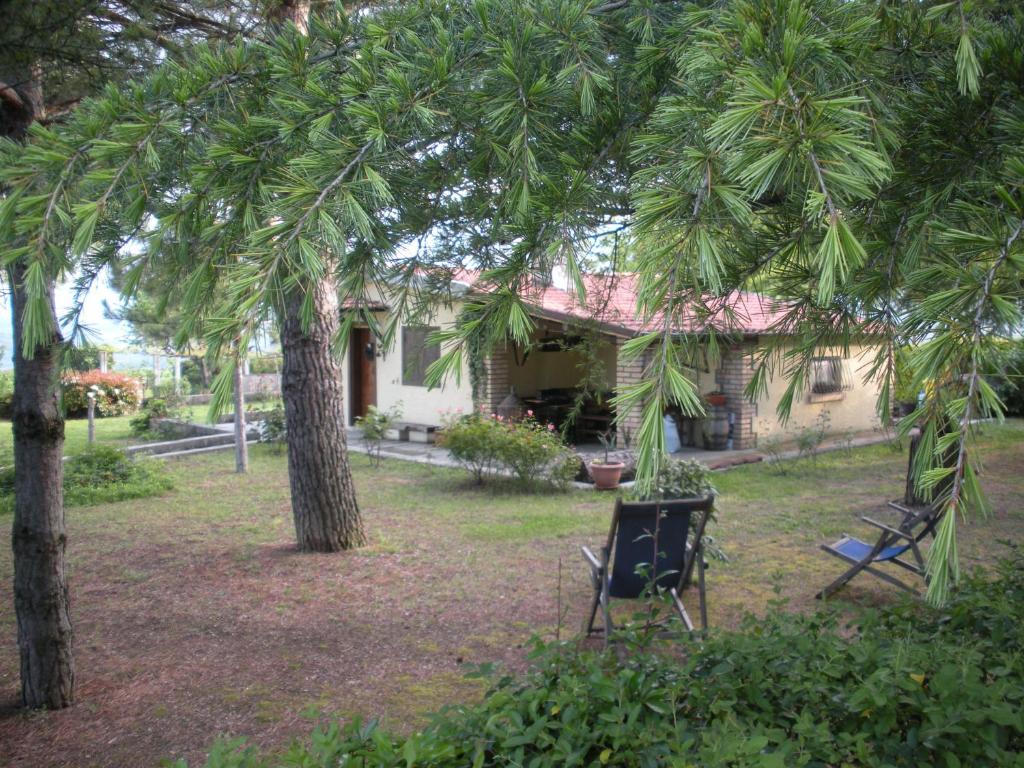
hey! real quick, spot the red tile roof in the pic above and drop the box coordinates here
[452,270,791,337]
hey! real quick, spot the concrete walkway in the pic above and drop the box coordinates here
[345,427,897,478]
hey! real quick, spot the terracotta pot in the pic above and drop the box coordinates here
[590,461,625,490]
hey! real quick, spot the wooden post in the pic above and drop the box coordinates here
[234,356,249,474]
[86,394,96,445]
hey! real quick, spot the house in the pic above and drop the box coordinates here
[340,271,886,450]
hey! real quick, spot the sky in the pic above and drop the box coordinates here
[0,269,149,371]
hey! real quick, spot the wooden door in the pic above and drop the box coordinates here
[349,328,376,424]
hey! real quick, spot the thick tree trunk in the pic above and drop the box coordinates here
[280,274,365,551]
[9,262,74,709]
[4,64,74,709]
[233,357,249,474]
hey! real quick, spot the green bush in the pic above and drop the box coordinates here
[189,550,1024,767]
[644,457,716,500]
[0,445,172,512]
[62,370,142,417]
[257,407,287,453]
[355,403,401,467]
[130,397,182,436]
[438,410,580,490]
[248,355,282,374]
[0,370,13,419]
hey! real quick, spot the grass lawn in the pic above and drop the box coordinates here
[0,421,1021,767]
[0,401,281,462]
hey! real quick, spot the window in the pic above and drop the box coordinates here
[402,325,440,387]
[810,357,845,395]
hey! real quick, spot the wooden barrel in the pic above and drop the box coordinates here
[706,405,730,450]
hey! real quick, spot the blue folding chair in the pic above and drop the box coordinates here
[582,496,713,645]
[817,501,944,599]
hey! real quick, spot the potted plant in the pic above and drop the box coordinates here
[589,429,625,490]
[705,391,727,407]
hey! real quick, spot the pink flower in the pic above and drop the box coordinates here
[490,413,497,419]
[547,423,556,431]
[526,409,534,417]
[455,407,463,414]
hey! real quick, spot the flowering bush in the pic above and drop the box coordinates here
[438,409,580,490]
[62,370,143,417]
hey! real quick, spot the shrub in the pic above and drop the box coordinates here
[648,457,716,500]
[0,370,13,419]
[0,445,172,512]
[497,415,580,489]
[190,550,1024,767]
[62,370,142,417]
[355,404,402,467]
[248,355,282,374]
[438,410,580,490]
[437,411,506,482]
[257,407,287,453]
[130,397,185,436]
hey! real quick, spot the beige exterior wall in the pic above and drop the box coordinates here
[755,343,885,441]
[341,301,475,426]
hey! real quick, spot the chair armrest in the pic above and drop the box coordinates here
[581,545,603,573]
[860,516,912,539]
[887,501,912,515]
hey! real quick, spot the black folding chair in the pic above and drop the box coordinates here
[582,496,713,645]
[817,501,944,599]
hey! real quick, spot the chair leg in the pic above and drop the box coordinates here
[817,555,872,599]
[697,548,708,631]
[584,586,601,636]
[669,588,695,632]
[600,549,612,648]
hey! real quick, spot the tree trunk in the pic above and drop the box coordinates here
[233,355,249,474]
[9,262,75,709]
[280,274,365,551]
[3,64,75,709]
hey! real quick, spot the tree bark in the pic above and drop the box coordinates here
[233,354,249,474]
[280,274,365,551]
[9,261,75,709]
[3,64,75,709]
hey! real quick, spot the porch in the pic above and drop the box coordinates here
[476,323,761,451]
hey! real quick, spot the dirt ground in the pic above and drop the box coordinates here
[1,422,1022,767]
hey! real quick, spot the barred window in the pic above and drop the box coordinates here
[811,357,845,395]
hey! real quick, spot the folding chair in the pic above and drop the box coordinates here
[582,496,713,645]
[817,501,944,599]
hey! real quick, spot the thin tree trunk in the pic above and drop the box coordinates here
[9,262,75,709]
[233,354,248,474]
[280,274,365,551]
[3,64,75,709]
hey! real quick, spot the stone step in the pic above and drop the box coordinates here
[145,441,256,460]
[126,432,255,457]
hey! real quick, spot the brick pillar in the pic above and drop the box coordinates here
[478,345,510,413]
[717,341,758,449]
[614,338,647,446]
